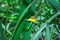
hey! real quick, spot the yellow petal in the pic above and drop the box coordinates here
[27,17,36,23]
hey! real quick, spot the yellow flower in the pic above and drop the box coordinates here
[27,16,36,23]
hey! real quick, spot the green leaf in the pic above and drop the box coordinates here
[30,0,36,12]
[45,23,51,40]
[12,20,25,40]
[22,23,32,40]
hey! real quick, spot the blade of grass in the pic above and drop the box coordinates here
[12,20,25,40]
[45,22,51,40]
[22,23,32,40]
[12,0,35,40]
[30,0,36,12]
[1,23,12,36]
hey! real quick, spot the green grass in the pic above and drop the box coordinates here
[0,0,60,40]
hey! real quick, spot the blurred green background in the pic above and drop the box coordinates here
[0,0,60,40]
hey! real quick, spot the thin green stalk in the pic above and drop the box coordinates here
[45,22,51,40]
